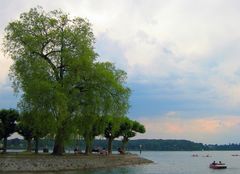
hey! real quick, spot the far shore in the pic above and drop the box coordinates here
[0,153,153,172]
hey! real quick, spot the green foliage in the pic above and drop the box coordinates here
[0,109,19,152]
[119,118,145,152]
[132,121,146,134]
[0,109,19,139]
[4,7,97,155]
[77,114,105,154]
[104,116,123,139]
[17,117,34,152]
[18,102,55,138]
[17,116,34,141]
[4,7,131,155]
[104,116,130,154]
[73,60,131,154]
[120,118,145,140]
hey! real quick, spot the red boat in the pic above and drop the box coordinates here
[209,163,227,169]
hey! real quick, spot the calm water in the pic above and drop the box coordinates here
[54,151,240,174]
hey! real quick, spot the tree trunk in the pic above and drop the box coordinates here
[52,129,65,155]
[107,137,113,154]
[85,143,91,155]
[3,137,7,153]
[121,137,128,153]
[84,135,93,155]
[26,138,32,152]
[34,137,39,154]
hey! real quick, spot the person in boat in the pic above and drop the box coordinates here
[219,161,222,164]
[212,161,216,165]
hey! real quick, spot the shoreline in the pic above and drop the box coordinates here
[0,153,153,172]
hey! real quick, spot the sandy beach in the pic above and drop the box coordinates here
[0,153,153,172]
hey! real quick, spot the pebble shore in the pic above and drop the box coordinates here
[0,154,153,172]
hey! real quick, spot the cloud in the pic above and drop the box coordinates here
[0,53,12,84]
[0,81,18,109]
[136,112,240,144]
[0,50,17,109]
[1,0,240,143]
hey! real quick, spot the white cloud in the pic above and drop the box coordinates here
[0,49,13,87]
[1,1,240,126]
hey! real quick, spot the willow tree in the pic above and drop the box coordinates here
[4,7,130,155]
[4,7,96,155]
[17,105,54,153]
[77,62,130,154]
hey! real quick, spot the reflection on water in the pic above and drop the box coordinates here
[73,151,240,174]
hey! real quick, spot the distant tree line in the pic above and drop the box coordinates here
[3,138,240,151]
[204,143,240,151]
[1,7,145,155]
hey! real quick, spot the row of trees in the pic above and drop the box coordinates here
[2,7,145,155]
[0,109,145,154]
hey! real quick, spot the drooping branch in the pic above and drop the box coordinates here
[33,51,60,81]
[19,38,60,82]
[59,25,65,83]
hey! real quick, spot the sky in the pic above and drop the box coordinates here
[1,0,240,144]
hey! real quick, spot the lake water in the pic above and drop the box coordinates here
[57,151,240,174]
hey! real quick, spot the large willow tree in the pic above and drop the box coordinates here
[4,7,130,155]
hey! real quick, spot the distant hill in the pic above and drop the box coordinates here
[127,139,205,151]
[2,138,240,151]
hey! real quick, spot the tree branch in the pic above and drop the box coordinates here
[33,51,60,81]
